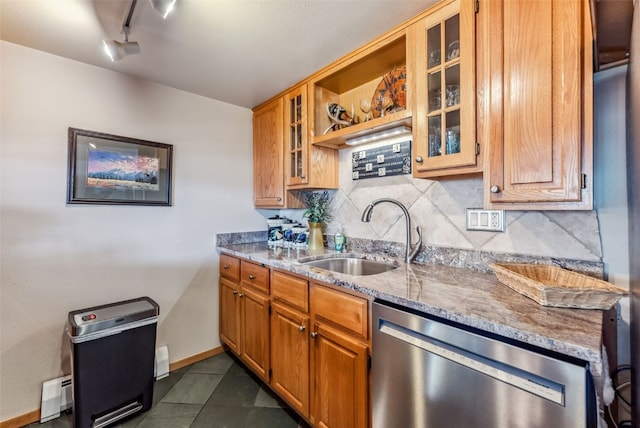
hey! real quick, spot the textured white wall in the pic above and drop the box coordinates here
[593,65,631,372]
[0,41,265,421]
[594,65,630,288]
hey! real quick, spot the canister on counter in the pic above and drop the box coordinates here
[292,225,308,249]
[282,220,295,248]
[267,216,284,246]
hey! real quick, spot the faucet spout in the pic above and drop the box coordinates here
[360,198,422,264]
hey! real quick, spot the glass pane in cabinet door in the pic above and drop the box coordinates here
[296,152,303,177]
[445,110,460,155]
[296,123,302,149]
[428,116,442,157]
[289,126,296,151]
[290,152,297,177]
[427,24,441,69]
[290,98,296,124]
[444,64,460,108]
[295,95,302,122]
[445,15,460,62]
[428,71,441,113]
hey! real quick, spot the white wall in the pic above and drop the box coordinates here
[0,41,265,421]
[594,65,630,287]
[593,65,631,366]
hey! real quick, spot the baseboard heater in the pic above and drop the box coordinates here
[40,375,72,423]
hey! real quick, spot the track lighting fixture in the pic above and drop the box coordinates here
[102,0,141,62]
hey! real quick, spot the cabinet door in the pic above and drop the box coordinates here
[285,84,339,190]
[284,85,309,187]
[253,97,285,207]
[219,277,241,354]
[411,0,478,177]
[240,286,270,382]
[271,302,310,417]
[479,0,593,209]
[311,322,368,428]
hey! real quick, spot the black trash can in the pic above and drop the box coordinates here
[66,297,160,428]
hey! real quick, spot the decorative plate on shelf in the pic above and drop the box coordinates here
[371,65,407,119]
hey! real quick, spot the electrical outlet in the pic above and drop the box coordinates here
[466,208,505,232]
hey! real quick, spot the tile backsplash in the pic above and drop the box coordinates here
[280,147,602,263]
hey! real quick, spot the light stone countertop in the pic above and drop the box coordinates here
[216,240,608,409]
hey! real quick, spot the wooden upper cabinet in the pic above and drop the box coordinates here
[478,0,593,209]
[253,97,285,207]
[411,0,480,177]
[284,84,338,190]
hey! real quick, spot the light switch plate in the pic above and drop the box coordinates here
[466,208,505,232]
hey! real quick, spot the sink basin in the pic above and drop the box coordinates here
[302,257,397,276]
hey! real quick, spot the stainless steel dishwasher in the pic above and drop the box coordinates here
[372,300,597,428]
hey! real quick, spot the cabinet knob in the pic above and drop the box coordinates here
[301,174,306,179]
[415,156,423,163]
[277,197,282,201]
[248,274,256,280]
[223,264,229,269]
[490,185,500,193]
[232,290,238,295]
[298,325,305,332]
[238,293,244,298]
[310,332,318,339]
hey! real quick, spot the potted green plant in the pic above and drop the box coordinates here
[303,191,332,250]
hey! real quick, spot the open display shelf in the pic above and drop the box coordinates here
[311,33,411,148]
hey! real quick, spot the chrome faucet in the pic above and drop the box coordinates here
[361,198,423,264]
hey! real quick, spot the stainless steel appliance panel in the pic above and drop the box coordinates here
[372,300,596,428]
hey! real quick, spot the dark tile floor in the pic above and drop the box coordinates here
[27,352,309,428]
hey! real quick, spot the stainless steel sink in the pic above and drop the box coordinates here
[302,257,397,276]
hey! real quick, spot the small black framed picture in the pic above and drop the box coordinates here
[67,127,173,206]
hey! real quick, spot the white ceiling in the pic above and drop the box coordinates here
[0,0,435,108]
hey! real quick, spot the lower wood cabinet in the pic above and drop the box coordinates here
[310,321,368,428]
[310,283,369,428]
[271,301,310,416]
[240,285,270,382]
[219,277,241,354]
[219,257,271,383]
[219,257,370,428]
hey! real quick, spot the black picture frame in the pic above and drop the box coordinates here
[67,127,173,206]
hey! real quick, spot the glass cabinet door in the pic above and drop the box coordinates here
[427,14,461,157]
[414,0,477,176]
[285,86,308,186]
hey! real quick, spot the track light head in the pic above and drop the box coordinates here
[149,0,176,18]
[102,39,141,61]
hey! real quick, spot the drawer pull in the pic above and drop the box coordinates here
[298,325,305,332]
[223,264,230,269]
[248,274,256,280]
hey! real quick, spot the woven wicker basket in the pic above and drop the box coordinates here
[490,263,627,309]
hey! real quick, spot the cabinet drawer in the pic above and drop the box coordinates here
[220,254,240,282]
[312,285,368,339]
[241,260,270,293]
[272,271,308,312]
